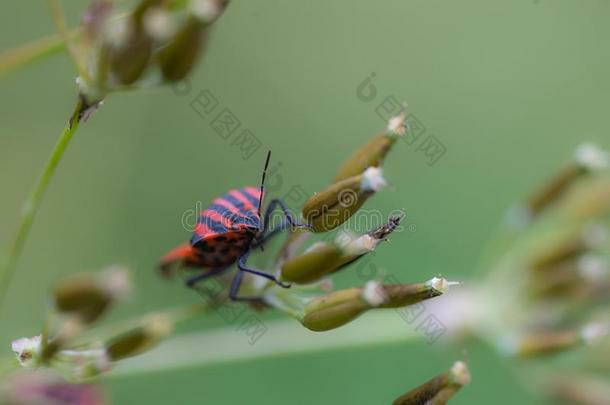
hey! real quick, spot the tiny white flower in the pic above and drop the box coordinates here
[11,335,42,367]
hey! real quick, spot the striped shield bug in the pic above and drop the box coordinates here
[159,151,310,301]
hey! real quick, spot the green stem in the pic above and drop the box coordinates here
[0,34,67,79]
[0,98,86,308]
[109,311,421,378]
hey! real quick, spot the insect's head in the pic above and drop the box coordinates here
[241,211,262,234]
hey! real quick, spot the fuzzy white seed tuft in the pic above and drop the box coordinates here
[581,322,610,345]
[387,111,407,136]
[362,281,387,307]
[361,167,387,192]
[575,143,609,171]
[426,277,460,294]
[190,0,222,23]
[143,8,176,41]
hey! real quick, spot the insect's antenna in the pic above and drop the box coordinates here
[258,150,271,218]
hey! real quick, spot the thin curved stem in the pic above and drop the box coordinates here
[0,34,66,79]
[47,0,91,82]
[0,98,86,308]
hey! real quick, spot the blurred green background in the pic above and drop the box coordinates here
[1,0,609,403]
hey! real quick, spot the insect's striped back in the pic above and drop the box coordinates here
[191,186,262,247]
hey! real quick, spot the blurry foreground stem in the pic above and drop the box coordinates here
[0,98,86,308]
[0,33,67,79]
[110,312,422,377]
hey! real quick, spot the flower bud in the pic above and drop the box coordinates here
[157,0,228,82]
[281,217,400,284]
[53,267,131,325]
[105,314,172,361]
[302,167,387,233]
[392,361,470,405]
[334,110,406,182]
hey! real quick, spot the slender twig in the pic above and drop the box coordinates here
[72,302,211,345]
[0,98,87,308]
[0,34,66,79]
[47,0,91,82]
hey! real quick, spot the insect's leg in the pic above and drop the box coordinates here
[263,198,311,233]
[185,267,227,288]
[237,251,291,288]
[228,269,263,302]
[251,217,290,249]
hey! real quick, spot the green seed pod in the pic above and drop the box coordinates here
[334,111,406,182]
[301,287,370,332]
[302,167,387,233]
[157,0,228,82]
[281,242,344,284]
[522,143,609,221]
[392,361,470,405]
[281,217,401,284]
[106,314,172,361]
[108,0,165,85]
[500,329,581,358]
[548,375,610,405]
[530,224,607,271]
[53,267,130,325]
[379,277,455,309]
[500,322,608,358]
[301,277,455,332]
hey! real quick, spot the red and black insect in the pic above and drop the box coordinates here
[159,151,307,301]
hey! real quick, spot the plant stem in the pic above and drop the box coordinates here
[109,311,421,378]
[0,34,66,79]
[47,0,91,83]
[0,98,86,308]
